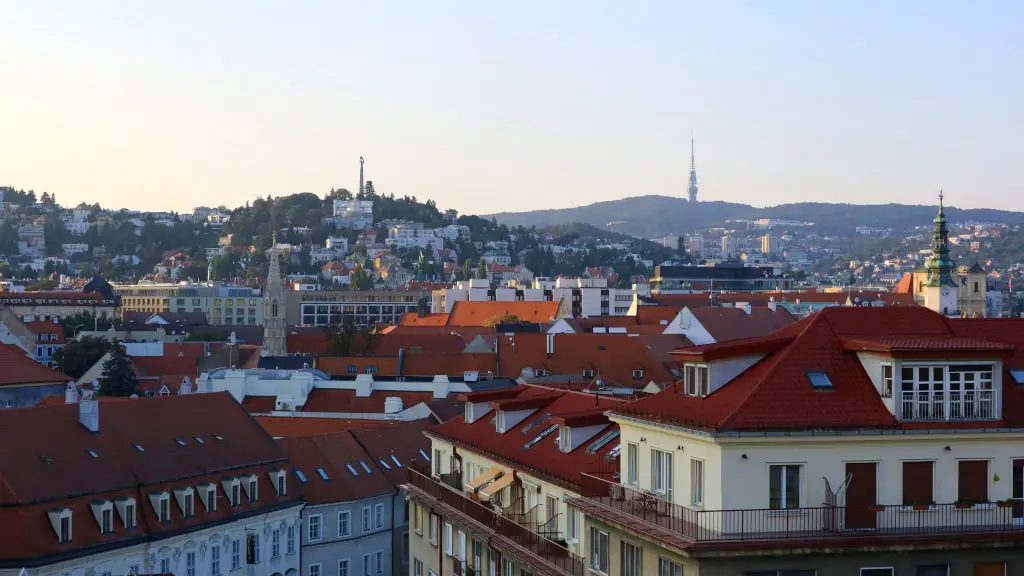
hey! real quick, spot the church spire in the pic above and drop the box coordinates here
[687,133,699,203]
[925,190,956,288]
[262,233,286,356]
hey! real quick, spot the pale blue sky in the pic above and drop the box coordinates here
[1,1,1021,214]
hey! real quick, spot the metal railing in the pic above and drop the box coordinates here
[408,469,586,576]
[578,473,1024,544]
[899,390,994,421]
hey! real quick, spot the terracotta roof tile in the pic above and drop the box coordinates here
[277,432,394,505]
[689,306,796,341]
[302,389,434,414]
[446,301,562,327]
[0,344,68,387]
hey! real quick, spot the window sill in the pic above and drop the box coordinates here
[767,509,807,517]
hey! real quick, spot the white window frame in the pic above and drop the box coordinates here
[684,363,709,396]
[567,508,579,542]
[374,502,384,529]
[271,528,280,559]
[690,458,705,507]
[308,513,323,542]
[658,558,683,576]
[428,513,438,546]
[620,541,642,576]
[626,442,639,486]
[651,448,674,498]
[339,510,351,537]
[769,463,802,510]
[186,550,196,576]
[376,550,384,574]
[211,543,221,576]
[589,527,609,574]
[231,538,241,570]
[444,521,454,556]
[339,559,350,576]
[308,563,322,576]
[362,506,372,532]
[363,554,372,576]
[413,558,423,576]
[881,363,893,398]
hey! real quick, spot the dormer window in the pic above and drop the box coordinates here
[150,492,171,523]
[48,508,73,543]
[174,487,196,518]
[495,411,506,433]
[558,426,572,453]
[198,483,218,512]
[881,364,894,397]
[899,364,997,421]
[91,501,115,534]
[242,475,259,502]
[582,369,594,379]
[632,368,644,381]
[683,364,709,397]
[268,469,287,496]
[122,499,136,529]
[222,478,241,506]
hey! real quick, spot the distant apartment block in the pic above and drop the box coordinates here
[432,278,637,317]
[650,263,791,292]
[333,199,375,229]
[114,283,264,326]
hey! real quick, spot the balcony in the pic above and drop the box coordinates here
[899,390,995,421]
[574,473,1024,550]
[405,470,586,576]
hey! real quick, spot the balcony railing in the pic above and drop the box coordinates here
[578,473,1024,545]
[899,390,995,421]
[408,469,586,576]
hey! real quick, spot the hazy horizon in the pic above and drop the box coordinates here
[2,1,1021,215]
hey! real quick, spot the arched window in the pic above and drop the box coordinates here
[973,281,979,293]
[272,300,278,318]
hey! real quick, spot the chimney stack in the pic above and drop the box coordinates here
[79,390,99,433]
[545,333,555,358]
[64,381,78,404]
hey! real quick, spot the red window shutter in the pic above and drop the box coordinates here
[957,460,989,503]
[902,461,934,506]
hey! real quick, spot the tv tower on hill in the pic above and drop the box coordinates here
[688,133,699,203]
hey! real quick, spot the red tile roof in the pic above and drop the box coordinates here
[316,356,401,376]
[302,389,435,414]
[277,432,394,504]
[256,416,399,438]
[24,321,65,343]
[689,305,796,342]
[616,307,982,432]
[398,312,450,327]
[241,396,277,412]
[428,385,624,489]
[0,393,298,563]
[446,301,561,327]
[0,344,68,387]
[351,419,433,486]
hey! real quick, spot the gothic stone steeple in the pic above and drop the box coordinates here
[263,236,286,356]
[923,191,958,316]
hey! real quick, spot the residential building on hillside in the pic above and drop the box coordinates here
[432,278,637,317]
[25,319,65,366]
[332,199,375,229]
[403,386,625,576]
[0,392,303,576]
[0,290,118,319]
[114,283,265,326]
[568,307,1024,575]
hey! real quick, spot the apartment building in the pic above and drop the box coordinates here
[432,278,636,317]
[114,283,264,326]
[286,289,427,328]
[0,392,303,576]
[403,386,624,576]
[569,307,1024,576]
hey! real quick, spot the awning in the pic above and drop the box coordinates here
[466,467,502,491]
[479,473,515,500]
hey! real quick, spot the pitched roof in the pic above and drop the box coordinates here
[446,301,561,327]
[615,307,977,432]
[256,416,399,438]
[277,432,394,504]
[398,312,450,327]
[428,385,623,488]
[0,344,68,387]
[351,419,433,486]
[689,306,796,341]
[302,389,435,414]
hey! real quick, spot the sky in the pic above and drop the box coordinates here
[1,1,1022,215]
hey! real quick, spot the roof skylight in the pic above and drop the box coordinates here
[295,469,308,483]
[213,434,224,440]
[134,444,145,453]
[175,439,186,446]
[418,449,429,461]
[1011,368,1024,385]
[378,458,391,470]
[586,429,619,454]
[392,455,403,467]
[194,436,205,444]
[520,413,551,435]
[807,371,834,390]
[359,461,372,474]
[523,424,558,449]
[87,450,99,459]
[346,464,359,477]
[316,467,330,480]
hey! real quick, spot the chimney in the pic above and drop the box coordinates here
[384,396,404,414]
[545,333,554,358]
[79,390,99,432]
[432,375,450,399]
[768,300,777,313]
[64,381,78,404]
[738,302,751,315]
[354,373,374,397]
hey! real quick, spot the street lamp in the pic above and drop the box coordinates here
[71,323,85,339]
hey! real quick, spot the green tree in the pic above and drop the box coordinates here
[350,268,374,290]
[476,258,488,279]
[461,259,472,281]
[100,341,137,396]
[54,336,113,378]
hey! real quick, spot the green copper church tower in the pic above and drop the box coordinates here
[923,191,958,315]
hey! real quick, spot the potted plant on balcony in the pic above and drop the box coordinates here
[867,504,885,512]
[997,498,1015,508]
[955,499,977,510]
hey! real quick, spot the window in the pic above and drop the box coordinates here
[309,514,323,541]
[859,569,894,576]
[412,503,422,534]
[807,371,833,389]
[659,558,683,576]
[899,364,995,421]
[59,513,72,543]
[160,558,170,574]
[881,364,893,398]
[546,495,559,528]
[916,566,949,576]
[568,508,579,542]
[690,458,705,506]
[271,529,280,558]
[376,550,384,574]
[287,524,296,554]
[428,513,438,546]
[651,448,674,497]
[769,464,801,509]
[1012,369,1024,385]
[231,482,241,506]
[231,538,241,570]
[582,369,594,379]
[743,571,817,576]
[363,555,372,576]
[101,507,113,533]
[444,522,454,556]
[621,542,642,576]
[339,510,351,536]
[247,476,258,502]
[252,534,260,563]
[626,443,639,486]
[434,449,443,475]
[589,527,609,574]
[684,364,709,396]
[362,506,371,532]
[186,551,196,576]
[374,503,384,529]
[184,491,195,517]
[632,369,644,380]
[211,544,221,576]
[276,473,286,496]
[159,495,170,522]
[958,460,989,504]
[339,560,349,576]
[295,469,309,483]
[558,426,572,453]
[309,563,322,576]
[902,461,934,506]
[413,558,423,576]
